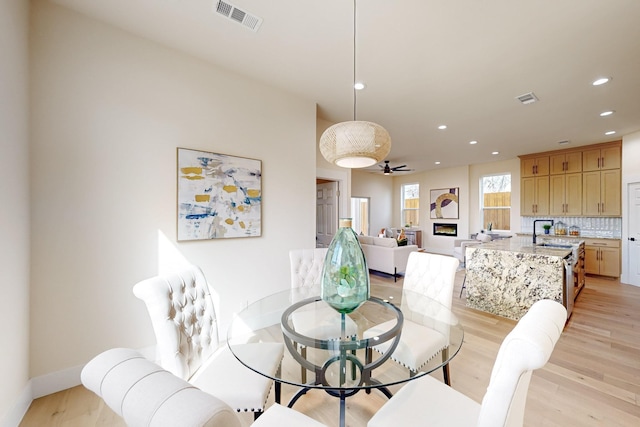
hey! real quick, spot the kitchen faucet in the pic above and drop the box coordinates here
[532,219,554,244]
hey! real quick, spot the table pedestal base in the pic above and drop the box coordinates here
[281,297,403,427]
[287,381,394,427]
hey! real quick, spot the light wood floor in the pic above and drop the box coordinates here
[19,271,640,427]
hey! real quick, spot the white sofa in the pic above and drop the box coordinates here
[357,235,418,281]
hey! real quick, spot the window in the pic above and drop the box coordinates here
[401,183,419,227]
[350,197,370,235]
[481,174,511,231]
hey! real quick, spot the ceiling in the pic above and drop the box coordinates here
[50,0,640,174]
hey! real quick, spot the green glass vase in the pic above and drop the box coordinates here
[321,218,370,313]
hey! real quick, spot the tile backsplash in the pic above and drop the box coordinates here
[520,217,621,239]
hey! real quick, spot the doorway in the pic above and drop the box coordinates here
[316,180,338,248]
[351,197,370,236]
[315,167,350,248]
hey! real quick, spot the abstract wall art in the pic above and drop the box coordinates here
[177,148,262,241]
[430,187,459,219]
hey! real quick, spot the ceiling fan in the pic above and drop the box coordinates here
[379,160,413,175]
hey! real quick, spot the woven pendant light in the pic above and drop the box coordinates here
[319,0,391,168]
[320,121,390,168]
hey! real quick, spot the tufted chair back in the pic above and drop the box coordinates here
[403,251,459,308]
[478,299,566,427]
[365,299,565,427]
[289,248,328,302]
[133,265,219,381]
[401,252,459,337]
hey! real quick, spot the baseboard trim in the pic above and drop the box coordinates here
[31,364,84,400]
[1,382,32,427]
[0,373,72,427]
[30,345,156,399]
[2,345,156,427]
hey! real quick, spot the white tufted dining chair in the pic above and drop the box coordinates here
[133,265,284,419]
[81,347,327,427]
[368,299,567,427]
[289,248,329,302]
[363,251,459,385]
[289,248,358,383]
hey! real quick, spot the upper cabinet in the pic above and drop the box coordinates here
[519,141,621,217]
[521,176,550,216]
[582,169,621,216]
[550,173,582,216]
[521,156,549,177]
[550,151,582,174]
[583,144,621,171]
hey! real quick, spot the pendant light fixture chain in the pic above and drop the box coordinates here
[353,0,357,122]
[318,0,391,169]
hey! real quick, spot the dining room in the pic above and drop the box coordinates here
[20,268,640,426]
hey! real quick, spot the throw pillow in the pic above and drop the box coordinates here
[397,229,408,246]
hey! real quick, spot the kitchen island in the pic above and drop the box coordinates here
[465,236,583,320]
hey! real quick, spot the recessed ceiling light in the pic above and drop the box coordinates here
[592,77,611,86]
[435,161,441,165]
[438,125,447,130]
[492,151,499,155]
[469,140,478,145]
[354,82,365,90]
[605,130,616,135]
[600,110,615,117]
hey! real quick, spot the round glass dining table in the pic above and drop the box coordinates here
[227,285,463,427]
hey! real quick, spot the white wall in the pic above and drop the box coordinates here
[393,166,470,254]
[351,170,393,235]
[346,158,521,255]
[621,131,640,285]
[0,0,31,424]
[469,158,521,233]
[29,0,316,381]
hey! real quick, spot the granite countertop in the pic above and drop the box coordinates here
[476,236,581,258]
[516,232,620,241]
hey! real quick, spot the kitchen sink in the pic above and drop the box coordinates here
[536,243,574,249]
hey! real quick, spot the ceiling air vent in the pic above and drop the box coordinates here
[214,1,263,32]
[516,92,539,105]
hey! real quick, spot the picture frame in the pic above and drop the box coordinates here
[430,187,459,219]
[177,148,262,241]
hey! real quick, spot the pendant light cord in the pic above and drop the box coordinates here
[353,0,357,122]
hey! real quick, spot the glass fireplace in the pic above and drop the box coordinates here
[433,223,458,237]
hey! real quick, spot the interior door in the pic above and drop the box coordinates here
[628,182,640,286]
[316,181,338,248]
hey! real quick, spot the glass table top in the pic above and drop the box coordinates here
[227,285,464,391]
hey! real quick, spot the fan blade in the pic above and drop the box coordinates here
[391,165,407,170]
